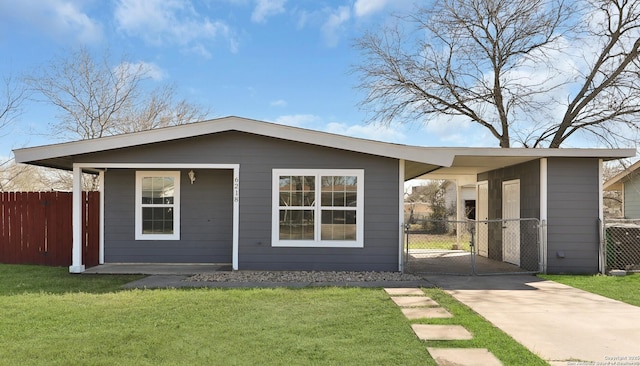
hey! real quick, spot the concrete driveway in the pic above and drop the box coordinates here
[425,275,640,365]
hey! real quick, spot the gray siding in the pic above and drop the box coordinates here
[477,159,540,270]
[84,131,400,271]
[104,169,233,263]
[547,158,600,274]
[624,177,640,218]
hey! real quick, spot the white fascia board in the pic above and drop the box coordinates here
[13,116,636,167]
[13,116,456,167]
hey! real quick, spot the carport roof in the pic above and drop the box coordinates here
[13,116,635,180]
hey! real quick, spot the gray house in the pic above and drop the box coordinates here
[13,116,634,274]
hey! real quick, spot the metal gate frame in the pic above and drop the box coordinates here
[404,218,542,275]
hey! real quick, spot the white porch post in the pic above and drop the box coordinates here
[539,158,548,274]
[398,159,405,272]
[69,165,85,273]
[99,170,105,265]
[232,166,240,270]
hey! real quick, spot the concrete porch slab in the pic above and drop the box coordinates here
[384,288,425,296]
[391,296,439,307]
[412,324,473,341]
[401,307,453,319]
[427,348,502,366]
[83,263,231,275]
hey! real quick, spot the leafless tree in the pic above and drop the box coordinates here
[25,47,208,141]
[354,0,640,148]
[1,75,27,135]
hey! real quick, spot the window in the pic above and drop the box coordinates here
[272,169,364,247]
[135,171,180,240]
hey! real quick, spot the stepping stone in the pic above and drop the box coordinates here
[412,324,473,341]
[401,307,453,319]
[384,288,424,296]
[427,348,502,366]
[391,296,439,307]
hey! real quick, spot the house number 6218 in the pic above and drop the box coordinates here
[234,177,239,202]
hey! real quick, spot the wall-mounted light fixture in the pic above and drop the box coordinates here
[188,170,196,184]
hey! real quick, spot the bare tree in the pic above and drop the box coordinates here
[25,47,208,141]
[1,75,27,134]
[354,0,640,148]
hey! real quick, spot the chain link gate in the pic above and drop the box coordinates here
[601,219,640,273]
[404,218,541,275]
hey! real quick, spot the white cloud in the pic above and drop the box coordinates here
[325,122,405,143]
[251,0,287,23]
[0,0,102,44]
[114,0,237,57]
[321,6,351,47]
[353,0,390,17]
[270,99,287,107]
[274,114,321,127]
[117,61,168,81]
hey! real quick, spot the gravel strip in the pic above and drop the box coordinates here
[189,271,424,283]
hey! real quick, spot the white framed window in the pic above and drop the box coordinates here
[135,171,181,240]
[272,169,364,248]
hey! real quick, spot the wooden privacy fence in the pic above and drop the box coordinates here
[0,192,99,267]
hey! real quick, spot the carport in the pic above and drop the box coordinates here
[405,148,634,275]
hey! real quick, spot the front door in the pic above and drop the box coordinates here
[476,181,488,257]
[502,180,520,266]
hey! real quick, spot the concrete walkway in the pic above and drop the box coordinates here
[426,275,640,365]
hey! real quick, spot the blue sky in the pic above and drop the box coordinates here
[0,0,500,161]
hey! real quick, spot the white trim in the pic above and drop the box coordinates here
[622,182,626,217]
[73,163,239,169]
[540,158,548,273]
[135,171,181,241]
[99,170,105,265]
[232,167,239,270]
[598,159,604,273]
[14,117,456,169]
[69,166,85,273]
[398,160,405,272]
[15,117,634,174]
[271,169,364,248]
[75,163,239,268]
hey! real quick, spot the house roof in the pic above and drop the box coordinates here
[13,116,636,181]
[603,160,640,191]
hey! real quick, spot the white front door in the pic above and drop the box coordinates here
[477,181,488,257]
[502,180,520,266]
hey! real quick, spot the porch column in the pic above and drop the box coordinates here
[398,159,405,272]
[539,158,548,274]
[69,165,85,273]
[232,166,239,270]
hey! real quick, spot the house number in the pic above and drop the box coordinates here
[234,177,239,202]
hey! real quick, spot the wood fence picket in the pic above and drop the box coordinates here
[0,192,99,267]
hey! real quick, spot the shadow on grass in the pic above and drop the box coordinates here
[0,264,144,295]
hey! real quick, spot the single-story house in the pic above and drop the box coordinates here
[13,116,635,274]
[603,160,640,218]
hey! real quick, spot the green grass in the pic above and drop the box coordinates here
[0,264,143,295]
[0,264,546,365]
[539,273,640,307]
[420,289,548,366]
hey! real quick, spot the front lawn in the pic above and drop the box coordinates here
[539,273,640,306]
[0,264,546,365]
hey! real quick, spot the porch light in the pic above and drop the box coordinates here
[188,170,196,184]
